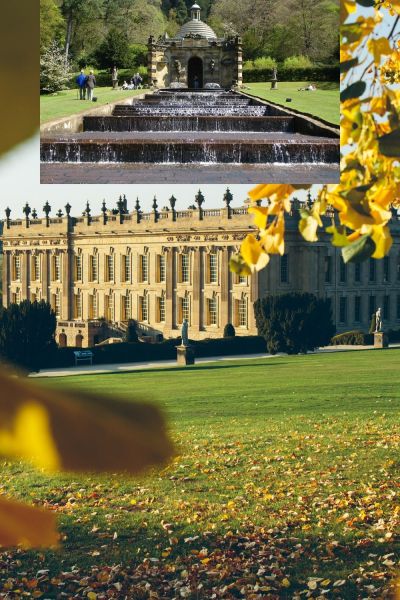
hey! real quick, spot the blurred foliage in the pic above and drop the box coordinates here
[0,0,38,156]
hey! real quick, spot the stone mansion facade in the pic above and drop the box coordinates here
[1,193,400,348]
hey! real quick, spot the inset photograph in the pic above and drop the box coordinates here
[40,0,339,183]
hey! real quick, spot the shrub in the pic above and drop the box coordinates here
[331,330,366,345]
[223,323,235,338]
[0,300,57,372]
[254,293,335,355]
[242,65,339,83]
[283,55,313,69]
[244,57,278,70]
[40,41,72,93]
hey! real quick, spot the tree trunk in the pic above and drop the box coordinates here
[65,12,73,60]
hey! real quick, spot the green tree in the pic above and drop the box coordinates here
[40,0,65,53]
[58,0,105,60]
[40,41,72,93]
[254,293,335,355]
[0,300,57,372]
[95,27,130,68]
[175,0,188,24]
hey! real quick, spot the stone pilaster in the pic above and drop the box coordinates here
[2,252,10,307]
[22,251,29,300]
[192,248,201,330]
[221,247,230,327]
[42,250,49,302]
[62,249,72,320]
[166,248,175,330]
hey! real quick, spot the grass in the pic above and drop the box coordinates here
[244,81,340,126]
[40,87,145,124]
[1,349,399,598]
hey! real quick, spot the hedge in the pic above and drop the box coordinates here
[243,65,339,83]
[44,335,266,369]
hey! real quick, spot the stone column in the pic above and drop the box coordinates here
[42,250,49,302]
[192,248,201,332]
[2,251,10,307]
[166,248,175,331]
[62,249,72,320]
[249,269,259,333]
[236,37,243,87]
[22,251,29,300]
[220,247,230,328]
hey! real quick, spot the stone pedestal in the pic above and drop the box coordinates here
[374,332,388,348]
[177,344,195,366]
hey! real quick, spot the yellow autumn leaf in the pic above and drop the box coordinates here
[248,206,269,229]
[299,215,319,242]
[0,370,174,474]
[326,225,351,247]
[341,0,356,24]
[260,214,285,255]
[0,495,58,549]
[368,38,392,66]
[367,224,393,258]
[248,184,295,202]
[240,234,263,267]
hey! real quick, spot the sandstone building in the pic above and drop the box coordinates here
[1,192,400,348]
[148,4,242,89]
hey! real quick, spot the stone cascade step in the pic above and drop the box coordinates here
[112,105,273,117]
[41,132,339,164]
[83,115,296,133]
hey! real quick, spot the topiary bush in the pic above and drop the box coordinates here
[223,323,236,338]
[254,293,335,355]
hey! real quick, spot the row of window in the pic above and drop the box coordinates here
[338,294,400,324]
[43,291,248,328]
[10,253,247,286]
[278,255,400,285]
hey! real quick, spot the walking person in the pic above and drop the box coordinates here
[76,70,87,100]
[86,70,96,101]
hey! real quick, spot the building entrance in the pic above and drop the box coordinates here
[188,57,203,89]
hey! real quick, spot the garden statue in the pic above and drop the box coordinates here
[271,67,278,90]
[112,66,118,89]
[181,319,189,346]
[375,307,382,332]
[209,59,215,74]
[174,60,183,83]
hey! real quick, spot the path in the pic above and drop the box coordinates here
[31,344,399,378]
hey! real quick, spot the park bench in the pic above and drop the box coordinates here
[74,350,93,367]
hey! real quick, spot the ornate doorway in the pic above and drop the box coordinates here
[188,57,203,89]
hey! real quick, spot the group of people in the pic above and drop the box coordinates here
[298,84,317,91]
[122,73,143,90]
[76,70,97,101]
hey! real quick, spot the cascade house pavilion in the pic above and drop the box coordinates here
[39,5,339,184]
[148,3,242,89]
[2,192,399,348]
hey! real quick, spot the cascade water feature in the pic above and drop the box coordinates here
[40,89,339,178]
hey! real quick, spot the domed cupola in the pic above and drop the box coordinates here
[176,3,217,40]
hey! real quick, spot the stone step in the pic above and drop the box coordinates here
[83,115,296,133]
[41,131,339,164]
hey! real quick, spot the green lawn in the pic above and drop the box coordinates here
[1,350,399,598]
[40,87,145,124]
[245,81,340,126]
